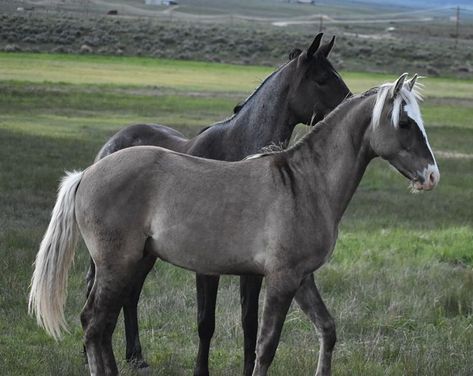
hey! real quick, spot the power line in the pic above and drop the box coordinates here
[454,6,460,49]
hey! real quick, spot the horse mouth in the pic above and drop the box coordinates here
[394,164,415,181]
[392,164,423,191]
[410,179,424,191]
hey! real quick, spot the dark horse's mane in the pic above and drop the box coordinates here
[197,49,303,136]
[288,86,380,149]
[196,67,284,135]
[245,86,380,159]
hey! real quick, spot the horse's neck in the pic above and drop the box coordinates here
[292,96,375,224]
[225,68,298,153]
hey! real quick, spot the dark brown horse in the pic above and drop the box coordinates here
[89,33,350,374]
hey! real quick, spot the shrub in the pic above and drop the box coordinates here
[4,44,21,52]
[80,44,93,53]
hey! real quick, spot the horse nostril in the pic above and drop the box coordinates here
[429,172,435,184]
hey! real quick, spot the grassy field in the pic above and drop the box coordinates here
[1,53,472,376]
[2,53,473,98]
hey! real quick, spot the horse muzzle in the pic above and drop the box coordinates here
[412,164,440,191]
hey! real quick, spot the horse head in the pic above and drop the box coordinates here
[288,33,351,125]
[369,73,440,191]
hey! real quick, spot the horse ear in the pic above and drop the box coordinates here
[307,33,324,56]
[391,73,408,98]
[288,48,303,60]
[407,73,418,92]
[319,35,336,57]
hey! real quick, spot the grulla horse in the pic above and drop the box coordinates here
[29,73,439,376]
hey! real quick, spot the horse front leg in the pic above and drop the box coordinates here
[252,273,301,376]
[240,275,263,376]
[123,252,158,368]
[194,274,220,376]
[294,274,336,376]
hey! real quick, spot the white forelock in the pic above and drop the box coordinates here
[371,79,437,166]
[371,80,423,130]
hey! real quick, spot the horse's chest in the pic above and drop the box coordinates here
[292,223,337,273]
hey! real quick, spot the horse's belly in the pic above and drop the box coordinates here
[147,229,266,276]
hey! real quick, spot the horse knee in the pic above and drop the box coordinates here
[81,304,108,343]
[81,314,100,342]
[197,294,217,340]
[80,309,92,331]
[197,312,215,340]
[240,276,262,336]
[255,343,276,371]
[321,317,336,350]
[254,327,280,367]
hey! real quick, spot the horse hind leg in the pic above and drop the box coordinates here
[123,251,158,368]
[81,238,147,376]
[81,283,106,376]
[84,247,155,369]
[83,258,96,365]
[82,265,138,376]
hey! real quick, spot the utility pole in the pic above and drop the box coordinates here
[454,6,460,49]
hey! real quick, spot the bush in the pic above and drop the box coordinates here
[80,44,93,53]
[0,13,471,78]
[427,66,440,76]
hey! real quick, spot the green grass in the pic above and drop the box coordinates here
[0,53,270,93]
[1,53,473,99]
[1,53,472,375]
[342,71,473,100]
[423,104,473,129]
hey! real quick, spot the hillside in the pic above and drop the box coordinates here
[1,0,472,77]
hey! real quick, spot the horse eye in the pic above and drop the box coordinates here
[399,120,410,129]
[313,72,329,85]
[316,77,328,86]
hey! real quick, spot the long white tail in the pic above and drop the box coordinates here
[28,170,83,340]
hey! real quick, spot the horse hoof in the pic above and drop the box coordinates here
[128,358,150,371]
[193,372,209,376]
[137,365,151,375]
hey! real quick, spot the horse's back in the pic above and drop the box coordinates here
[76,145,278,274]
[95,124,189,162]
[80,146,222,227]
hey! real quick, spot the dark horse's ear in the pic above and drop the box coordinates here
[319,35,336,57]
[288,48,303,60]
[307,33,324,56]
